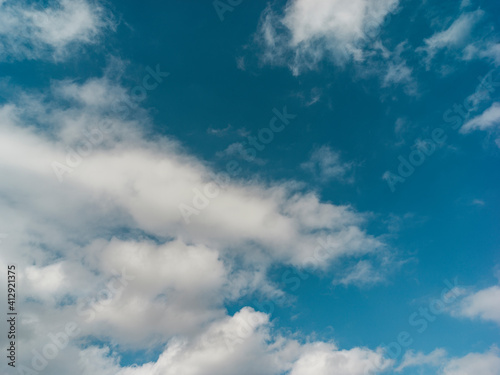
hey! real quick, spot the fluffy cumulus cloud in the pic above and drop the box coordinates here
[53,308,392,375]
[0,68,394,374]
[256,0,399,74]
[452,284,500,325]
[442,349,500,375]
[288,342,391,375]
[0,0,114,60]
[0,79,385,270]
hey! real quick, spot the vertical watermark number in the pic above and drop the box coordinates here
[6,264,17,368]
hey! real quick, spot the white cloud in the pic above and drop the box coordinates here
[395,349,447,372]
[256,0,399,74]
[465,69,499,110]
[442,349,500,375]
[333,260,384,287]
[463,43,500,66]
[288,342,392,375]
[383,61,413,88]
[255,1,419,95]
[481,44,500,66]
[0,0,113,61]
[419,10,484,66]
[394,117,408,135]
[455,285,500,325]
[393,348,500,375]
[216,141,267,165]
[472,198,485,206]
[70,308,392,375]
[332,252,405,288]
[0,77,384,271]
[25,262,68,296]
[207,124,232,136]
[0,70,392,373]
[4,303,393,375]
[460,0,472,9]
[346,40,418,96]
[79,239,230,344]
[461,102,500,133]
[301,145,354,182]
[379,53,417,95]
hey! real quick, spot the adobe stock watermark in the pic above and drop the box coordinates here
[16,264,137,375]
[384,67,500,192]
[51,65,169,183]
[213,0,244,22]
[366,278,464,374]
[383,129,448,192]
[178,106,296,224]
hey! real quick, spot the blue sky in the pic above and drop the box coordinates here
[0,0,500,374]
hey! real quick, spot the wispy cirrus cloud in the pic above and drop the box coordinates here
[461,102,500,133]
[301,145,355,183]
[395,348,447,372]
[255,0,399,75]
[394,348,500,375]
[463,42,500,66]
[461,102,500,147]
[332,260,384,287]
[0,0,114,61]
[418,9,485,67]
